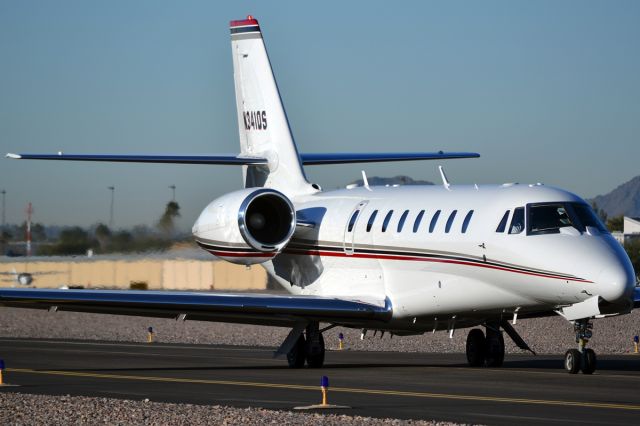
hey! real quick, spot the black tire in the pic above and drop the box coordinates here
[466,329,486,367]
[306,333,325,368]
[287,335,306,368]
[581,348,597,374]
[564,349,581,374]
[485,330,505,368]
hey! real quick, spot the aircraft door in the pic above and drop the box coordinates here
[343,201,369,255]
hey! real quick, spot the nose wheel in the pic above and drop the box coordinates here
[564,319,597,374]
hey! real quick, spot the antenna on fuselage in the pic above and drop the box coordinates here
[361,170,371,191]
[438,166,451,191]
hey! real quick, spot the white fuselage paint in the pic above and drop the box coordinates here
[194,183,636,333]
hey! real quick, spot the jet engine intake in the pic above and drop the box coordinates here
[239,189,296,251]
[192,188,296,265]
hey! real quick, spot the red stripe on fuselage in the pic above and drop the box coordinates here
[282,248,591,283]
[206,249,275,258]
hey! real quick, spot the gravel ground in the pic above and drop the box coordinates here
[1,307,639,355]
[0,393,461,426]
[1,306,639,425]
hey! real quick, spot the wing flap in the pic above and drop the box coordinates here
[0,289,391,327]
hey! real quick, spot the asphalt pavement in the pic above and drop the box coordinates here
[1,338,640,425]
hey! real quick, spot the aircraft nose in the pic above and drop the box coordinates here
[597,264,635,304]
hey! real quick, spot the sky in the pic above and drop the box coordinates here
[1,1,639,231]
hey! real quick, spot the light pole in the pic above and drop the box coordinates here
[1,189,5,233]
[108,186,115,228]
[1,189,5,254]
[169,185,176,202]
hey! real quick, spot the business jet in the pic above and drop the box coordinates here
[0,270,34,286]
[2,17,638,374]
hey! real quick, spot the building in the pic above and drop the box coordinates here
[0,247,267,291]
[612,217,640,245]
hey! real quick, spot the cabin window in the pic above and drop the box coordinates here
[509,207,525,234]
[382,210,394,232]
[429,210,441,233]
[413,210,425,233]
[366,210,378,232]
[397,210,409,232]
[461,210,474,233]
[496,210,510,232]
[445,210,458,233]
[347,210,359,232]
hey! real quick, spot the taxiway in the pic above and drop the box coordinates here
[1,338,639,425]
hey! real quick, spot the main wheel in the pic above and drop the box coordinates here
[485,330,505,367]
[305,333,325,368]
[466,329,486,367]
[581,348,597,374]
[287,335,306,368]
[564,349,581,374]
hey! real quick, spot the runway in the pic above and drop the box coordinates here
[1,338,640,425]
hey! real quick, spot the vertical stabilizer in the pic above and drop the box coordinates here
[230,17,312,194]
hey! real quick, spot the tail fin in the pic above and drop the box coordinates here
[230,17,312,194]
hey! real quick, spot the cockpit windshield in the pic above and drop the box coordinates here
[571,203,608,233]
[527,202,608,235]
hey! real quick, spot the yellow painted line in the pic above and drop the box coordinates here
[6,368,640,411]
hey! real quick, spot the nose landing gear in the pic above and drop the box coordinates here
[564,319,597,374]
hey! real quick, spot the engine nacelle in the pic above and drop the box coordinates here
[192,188,296,265]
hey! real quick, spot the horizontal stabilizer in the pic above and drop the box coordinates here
[5,153,267,165]
[300,152,479,165]
[6,151,479,166]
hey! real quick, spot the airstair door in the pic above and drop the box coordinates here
[343,200,369,255]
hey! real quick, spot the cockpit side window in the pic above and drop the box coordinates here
[509,207,525,234]
[527,202,607,235]
[496,210,510,233]
[528,204,576,235]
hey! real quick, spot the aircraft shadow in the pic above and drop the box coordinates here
[50,358,640,374]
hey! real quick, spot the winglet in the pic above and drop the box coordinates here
[6,153,21,159]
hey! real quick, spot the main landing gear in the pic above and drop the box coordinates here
[564,318,597,374]
[465,322,505,368]
[287,322,325,368]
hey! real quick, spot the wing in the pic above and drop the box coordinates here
[0,288,391,328]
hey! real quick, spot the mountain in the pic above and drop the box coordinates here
[591,175,640,218]
[348,175,434,187]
